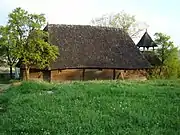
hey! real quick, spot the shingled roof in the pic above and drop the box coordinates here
[137,31,157,48]
[45,24,151,70]
[142,51,162,66]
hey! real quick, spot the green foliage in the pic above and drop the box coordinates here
[154,33,180,78]
[91,11,148,39]
[0,25,18,66]
[1,7,59,80]
[21,30,59,69]
[8,7,46,38]
[7,7,59,68]
[0,80,180,134]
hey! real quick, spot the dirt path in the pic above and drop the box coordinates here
[0,84,11,92]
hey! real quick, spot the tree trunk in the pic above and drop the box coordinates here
[159,66,162,76]
[24,65,30,81]
[10,65,13,79]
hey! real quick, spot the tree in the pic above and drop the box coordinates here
[91,11,148,39]
[0,47,6,66]
[154,32,179,78]
[0,41,5,65]
[21,30,59,80]
[0,25,18,78]
[178,50,180,77]
[7,7,59,80]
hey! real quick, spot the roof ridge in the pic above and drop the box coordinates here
[47,23,125,32]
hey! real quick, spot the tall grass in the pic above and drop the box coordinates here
[0,80,180,135]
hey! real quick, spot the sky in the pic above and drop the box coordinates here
[0,0,180,46]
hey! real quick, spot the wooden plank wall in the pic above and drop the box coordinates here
[50,69,147,82]
[24,69,147,82]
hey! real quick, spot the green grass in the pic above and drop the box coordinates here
[0,80,180,135]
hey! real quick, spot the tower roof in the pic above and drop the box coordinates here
[137,31,157,48]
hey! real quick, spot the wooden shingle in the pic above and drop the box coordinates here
[45,24,151,70]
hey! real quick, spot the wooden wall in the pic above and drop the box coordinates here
[21,68,148,82]
[51,69,115,81]
[50,69,147,82]
[51,69,82,81]
[20,69,50,82]
[29,70,43,80]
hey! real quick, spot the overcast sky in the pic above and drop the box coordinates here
[0,0,179,46]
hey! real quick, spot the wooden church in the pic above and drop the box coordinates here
[17,25,161,82]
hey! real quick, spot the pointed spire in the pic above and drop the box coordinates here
[137,30,157,48]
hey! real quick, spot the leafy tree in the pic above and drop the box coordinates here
[0,25,18,78]
[91,11,148,39]
[0,49,6,66]
[154,32,179,78]
[7,7,59,80]
[0,42,5,65]
[21,30,59,80]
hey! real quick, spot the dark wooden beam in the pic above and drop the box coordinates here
[82,69,85,81]
[117,72,120,79]
[112,69,116,80]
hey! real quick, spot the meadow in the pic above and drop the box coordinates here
[0,80,180,135]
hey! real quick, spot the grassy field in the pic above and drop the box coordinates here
[0,80,180,135]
